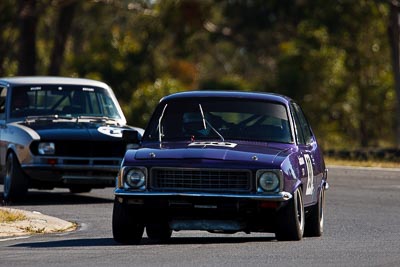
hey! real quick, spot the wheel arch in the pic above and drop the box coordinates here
[280,151,306,194]
[6,144,20,163]
[0,145,18,178]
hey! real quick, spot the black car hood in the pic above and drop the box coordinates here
[18,119,131,141]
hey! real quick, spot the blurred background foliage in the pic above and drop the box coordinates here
[0,0,398,150]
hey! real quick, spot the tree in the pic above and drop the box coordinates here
[388,1,400,148]
[48,1,78,75]
[0,1,18,75]
[18,0,37,75]
[1,0,398,149]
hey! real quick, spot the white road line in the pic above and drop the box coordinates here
[0,235,31,242]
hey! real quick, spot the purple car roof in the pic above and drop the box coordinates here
[160,91,293,105]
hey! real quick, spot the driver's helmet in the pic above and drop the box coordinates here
[12,90,30,110]
[182,112,210,136]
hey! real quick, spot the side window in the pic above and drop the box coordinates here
[0,87,7,120]
[97,93,119,118]
[292,103,313,145]
[291,104,305,144]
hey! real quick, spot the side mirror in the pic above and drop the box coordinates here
[122,130,141,144]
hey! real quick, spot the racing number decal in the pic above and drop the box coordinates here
[304,153,314,195]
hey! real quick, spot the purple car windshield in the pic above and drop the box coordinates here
[145,99,293,144]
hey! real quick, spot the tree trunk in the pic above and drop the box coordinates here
[48,1,78,76]
[17,0,37,76]
[389,2,400,148]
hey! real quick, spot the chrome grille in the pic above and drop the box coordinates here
[151,168,252,192]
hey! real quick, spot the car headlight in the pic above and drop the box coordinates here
[124,168,146,189]
[257,171,280,192]
[38,142,55,155]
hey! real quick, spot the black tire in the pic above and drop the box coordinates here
[69,186,92,194]
[304,187,325,237]
[275,187,305,241]
[112,198,144,245]
[3,152,29,202]
[146,222,172,242]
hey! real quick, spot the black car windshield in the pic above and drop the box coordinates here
[145,99,293,143]
[10,85,121,120]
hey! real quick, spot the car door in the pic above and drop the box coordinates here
[0,85,8,177]
[291,102,321,205]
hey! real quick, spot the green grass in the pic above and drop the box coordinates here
[0,208,27,223]
[325,157,400,168]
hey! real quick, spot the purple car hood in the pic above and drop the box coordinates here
[132,141,293,165]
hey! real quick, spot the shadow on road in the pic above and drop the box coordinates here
[0,190,113,206]
[11,236,276,248]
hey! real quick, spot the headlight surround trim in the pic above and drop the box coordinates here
[256,169,282,193]
[123,166,147,190]
[38,142,55,155]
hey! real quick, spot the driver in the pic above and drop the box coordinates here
[12,90,30,110]
[182,112,210,136]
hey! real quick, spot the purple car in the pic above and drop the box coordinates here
[113,91,328,244]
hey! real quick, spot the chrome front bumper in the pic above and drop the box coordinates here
[114,189,293,201]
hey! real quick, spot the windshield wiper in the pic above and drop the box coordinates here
[77,116,119,125]
[198,104,225,142]
[158,104,168,148]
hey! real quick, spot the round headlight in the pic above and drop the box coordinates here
[259,172,280,192]
[38,142,55,155]
[125,168,146,189]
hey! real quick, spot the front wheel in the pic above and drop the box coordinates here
[304,186,325,237]
[112,198,144,245]
[3,152,29,202]
[275,187,305,241]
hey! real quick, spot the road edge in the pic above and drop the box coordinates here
[0,207,77,240]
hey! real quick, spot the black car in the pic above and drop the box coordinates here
[0,76,143,201]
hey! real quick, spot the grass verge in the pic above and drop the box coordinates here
[325,157,400,168]
[0,208,27,223]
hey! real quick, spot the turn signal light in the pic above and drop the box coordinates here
[47,158,58,165]
[259,201,278,209]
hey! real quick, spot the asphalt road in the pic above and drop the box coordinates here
[1,166,400,267]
